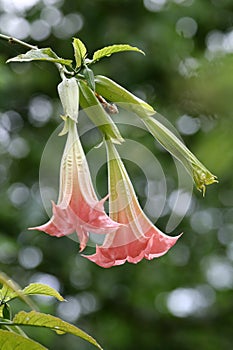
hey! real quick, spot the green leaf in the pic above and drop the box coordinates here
[7,48,72,67]
[0,305,3,318]
[0,272,35,310]
[13,311,103,350]
[0,282,18,303]
[0,329,47,350]
[72,38,87,68]
[92,44,145,62]
[22,283,65,302]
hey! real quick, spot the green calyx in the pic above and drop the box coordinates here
[78,80,124,144]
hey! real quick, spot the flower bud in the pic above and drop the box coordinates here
[57,77,79,122]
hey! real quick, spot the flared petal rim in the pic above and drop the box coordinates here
[83,231,182,268]
[83,140,182,267]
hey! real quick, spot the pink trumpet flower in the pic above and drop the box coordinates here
[84,140,182,267]
[29,119,120,251]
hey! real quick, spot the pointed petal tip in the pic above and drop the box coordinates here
[79,245,85,253]
[94,194,109,210]
[169,231,183,241]
[28,225,43,232]
[77,229,89,252]
[99,193,109,203]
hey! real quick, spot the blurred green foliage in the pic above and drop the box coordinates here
[0,0,233,349]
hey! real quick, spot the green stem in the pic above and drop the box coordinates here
[0,324,29,338]
[0,33,38,50]
[0,33,74,79]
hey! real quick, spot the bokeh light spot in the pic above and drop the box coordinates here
[53,13,83,39]
[167,286,215,317]
[177,115,200,135]
[8,182,30,207]
[190,210,214,234]
[29,95,53,126]
[40,6,62,26]
[18,246,43,269]
[8,137,30,158]
[30,19,51,41]
[57,296,81,322]
[218,224,233,246]
[0,126,10,150]
[144,0,167,12]
[1,110,24,133]
[206,30,224,53]
[0,0,40,13]
[203,256,233,290]
[176,17,198,38]
[78,292,98,315]
[43,0,63,5]
[0,14,30,39]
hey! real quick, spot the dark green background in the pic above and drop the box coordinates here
[0,0,233,349]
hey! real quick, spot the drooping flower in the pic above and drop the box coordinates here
[30,119,120,251]
[29,78,120,251]
[84,140,182,267]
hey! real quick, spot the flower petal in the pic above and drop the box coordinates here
[30,118,120,251]
[84,140,181,267]
[28,201,77,237]
[84,224,182,268]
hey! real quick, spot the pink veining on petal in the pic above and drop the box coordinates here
[29,119,120,251]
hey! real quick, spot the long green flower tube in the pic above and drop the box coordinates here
[78,79,124,144]
[95,75,217,194]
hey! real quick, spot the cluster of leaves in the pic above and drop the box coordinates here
[0,272,102,350]
[7,38,144,90]
[6,37,216,194]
